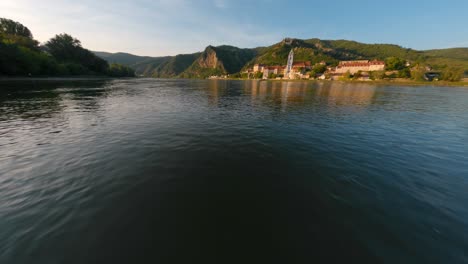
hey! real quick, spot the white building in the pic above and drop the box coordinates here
[262,66,284,79]
[334,60,385,74]
[253,64,265,73]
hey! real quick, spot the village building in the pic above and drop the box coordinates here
[334,60,385,74]
[253,64,265,73]
[292,61,312,72]
[262,65,284,79]
[249,49,386,80]
[256,62,312,79]
[251,50,312,79]
[317,74,327,80]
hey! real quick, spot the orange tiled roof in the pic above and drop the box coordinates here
[265,65,283,70]
[338,60,385,68]
[292,61,311,67]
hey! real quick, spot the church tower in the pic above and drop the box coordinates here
[285,49,294,78]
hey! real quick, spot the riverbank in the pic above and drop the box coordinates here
[2,76,467,88]
[214,78,468,87]
[352,78,468,87]
[0,76,135,81]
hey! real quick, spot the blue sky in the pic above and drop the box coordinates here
[1,0,467,56]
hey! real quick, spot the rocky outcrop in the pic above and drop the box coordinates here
[194,46,226,72]
[180,45,258,78]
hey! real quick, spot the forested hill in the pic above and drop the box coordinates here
[0,18,135,77]
[94,45,258,78]
[95,38,468,78]
[93,51,156,66]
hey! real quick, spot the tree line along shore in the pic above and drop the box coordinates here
[0,18,135,78]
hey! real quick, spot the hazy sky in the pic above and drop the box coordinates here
[1,0,467,56]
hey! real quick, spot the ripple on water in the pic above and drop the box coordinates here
[0,79,468,264]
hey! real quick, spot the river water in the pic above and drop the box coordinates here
[0,79,467,263]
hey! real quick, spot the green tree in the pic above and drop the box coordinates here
[0,18,39,50]
[312,64,327,74]
[385,57,407,71]
[342,70,352,80]
[107,63,135,77]
[441,67,464,82]
[0,18,33,38]
[253,72,263,79]
[397,68,411,78]
[0,34,58,76]
[370,71,385,80]
[45,33,108,74]
[45,34,83,62]
[411,66,426,81]
[0,18,135,78]
[387,72,397,79]
[353,70,362,80]
[231,72,241,78]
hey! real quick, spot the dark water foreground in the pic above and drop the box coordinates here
[0,79,467,264]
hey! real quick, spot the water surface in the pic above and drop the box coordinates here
[1,79,467,263]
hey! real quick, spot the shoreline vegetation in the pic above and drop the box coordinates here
[214,78,468,87]
[0,18,135,78]
[1,76,466,88]
[0,76,117,81]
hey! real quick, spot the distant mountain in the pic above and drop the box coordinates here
[130,57,171,76]
[151,53,200,78]
[180,45,258,78]
[423,48,468,70]
[94,45,258,78]
[92,51,156,66]
[94,39,468,78]
[424,48,468,61]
